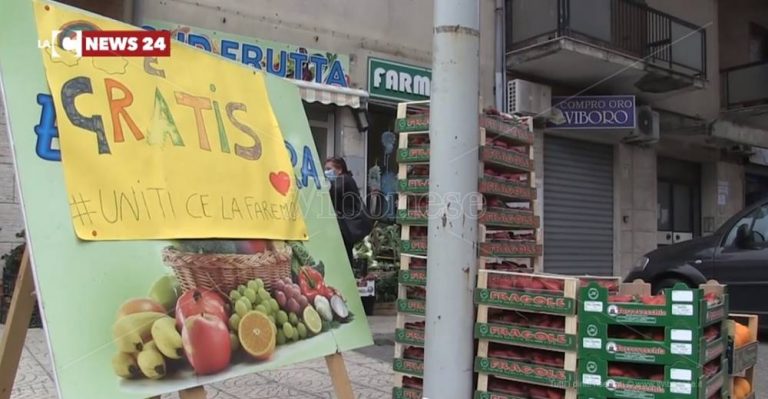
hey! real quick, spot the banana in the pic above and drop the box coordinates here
[151,317,184,359]
[137,346,166,380]
[111,353,141,379]
[112,311,166,353]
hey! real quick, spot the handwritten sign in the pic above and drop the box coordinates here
[34,4,307,240]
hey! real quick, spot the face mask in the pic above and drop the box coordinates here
[324,169,337,180]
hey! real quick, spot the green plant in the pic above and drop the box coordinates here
[374,272,398,303]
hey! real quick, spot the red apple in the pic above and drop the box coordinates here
[236,239,269,254]
[182,314,231,375]
[176,289,228,330]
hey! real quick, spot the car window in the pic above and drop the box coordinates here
[724,213,755,247]
[723,205,768,247]
[752,206,768,244]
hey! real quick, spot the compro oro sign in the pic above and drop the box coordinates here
[368,57,431,102]
[548,95,636,130]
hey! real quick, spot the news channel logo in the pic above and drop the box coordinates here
[37,21,100,58]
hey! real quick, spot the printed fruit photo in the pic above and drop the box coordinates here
[110,240,355,382]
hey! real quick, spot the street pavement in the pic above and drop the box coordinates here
[5,316,767,398]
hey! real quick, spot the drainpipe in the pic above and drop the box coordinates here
[495,0,505,111]
[423,0,480,398]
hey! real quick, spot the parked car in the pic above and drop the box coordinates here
[625,197,768,328]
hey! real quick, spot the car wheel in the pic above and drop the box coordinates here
[652,277,691,295]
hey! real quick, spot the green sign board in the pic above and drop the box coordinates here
[368,57,431,102]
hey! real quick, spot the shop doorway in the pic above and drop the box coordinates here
[657,158,701,246]
[303,103,335,162]
[543,136,614,276]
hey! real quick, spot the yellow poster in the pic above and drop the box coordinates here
[33,2,308,240]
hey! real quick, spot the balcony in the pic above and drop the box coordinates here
[721,61,768,130]
[506,0,707,94]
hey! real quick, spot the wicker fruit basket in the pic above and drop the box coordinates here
[162,244,293,294]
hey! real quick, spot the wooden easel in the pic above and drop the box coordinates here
[0,249,356,399]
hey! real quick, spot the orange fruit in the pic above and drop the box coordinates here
[238,311,276,361]
[733,377,751,399]
[734,323,751,348]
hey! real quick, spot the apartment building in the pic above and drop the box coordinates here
[505,0,768,276]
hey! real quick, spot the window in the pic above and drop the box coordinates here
[752,206,768,244]
[749,23,768,63]
[723,205,768,247]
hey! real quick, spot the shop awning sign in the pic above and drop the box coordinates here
[368,57,431,102]
[548,95,636,130]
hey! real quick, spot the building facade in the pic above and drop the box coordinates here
[506,0,768,277]
[1,0,765,279]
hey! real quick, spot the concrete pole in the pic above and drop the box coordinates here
[423,0,480,398]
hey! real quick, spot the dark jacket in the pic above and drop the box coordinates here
[329,173,362,220]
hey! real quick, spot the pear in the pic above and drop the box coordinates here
[148,275,180,312]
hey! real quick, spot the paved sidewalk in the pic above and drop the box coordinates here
[5,316,396,399]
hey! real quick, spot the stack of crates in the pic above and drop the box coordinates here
[392,101,430,398]
[473,272,621,399]
[577,280,730,399]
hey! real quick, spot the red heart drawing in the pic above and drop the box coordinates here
[269,171,291,196]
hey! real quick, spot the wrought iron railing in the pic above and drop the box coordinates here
[506,0,707,77]
[722,61,768,109]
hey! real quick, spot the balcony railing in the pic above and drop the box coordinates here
[722,61,768,109]
[506,0,707,77]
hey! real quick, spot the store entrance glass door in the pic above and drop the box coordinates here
[304,104,335,163]
[657,181,695,246]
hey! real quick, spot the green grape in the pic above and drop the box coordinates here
[257,288,271,303]
[276,330,286,345]
[288,312,299,326]
[269,299,279,313]
[243,288,258,304]
[247,280,260,291]
[229,314,241,331]
[234,300,250,318]
[283,322,295,339]
[297,322,307,339]
[229,290,242,302]
[268,315,276,326]
[255,278,264,290]
[276,311,288,326]
[237,284,247,294]
[255,305,268,315]
[290,332,299,342]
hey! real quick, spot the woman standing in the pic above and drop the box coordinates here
[325,157,372,265]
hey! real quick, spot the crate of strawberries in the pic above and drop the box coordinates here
[398,269,426,287]
[577,321,727,366]
[396,196,429,225]
[578,356,728,399]
[400,226,428,255]
[393,346,424,376]
[476,271,578,315]
[479,174,535,202]
[578,280,728,328]
[475,308,575,351]
[475,375,570,399]
[478,232,540,258]
[393,376,423,399]
[395,321,425,347]
[475,341,575,389]
[398,165,430,194]
[479,144,533,173]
